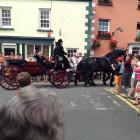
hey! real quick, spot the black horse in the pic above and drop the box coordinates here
[75,49,126,86]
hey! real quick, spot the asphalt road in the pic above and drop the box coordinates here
[0,82,140,140]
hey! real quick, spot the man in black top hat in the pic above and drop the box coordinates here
[54,39,71,69]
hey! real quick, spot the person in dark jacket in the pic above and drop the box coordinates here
[54,39,71,69]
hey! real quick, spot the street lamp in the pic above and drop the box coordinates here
[112,27,123,36]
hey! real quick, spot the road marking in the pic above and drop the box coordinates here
[105,88,140,113]
[112,100,121,106]
[95,107,112,110]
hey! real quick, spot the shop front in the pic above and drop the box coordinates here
[0,36,55,59]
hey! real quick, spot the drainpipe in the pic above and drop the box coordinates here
[85,1,95,57]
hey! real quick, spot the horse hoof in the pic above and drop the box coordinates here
[103,82,107,85]
[84,83,87,86]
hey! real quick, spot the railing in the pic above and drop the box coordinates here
[97,31,111,40]
[98,0,112,6]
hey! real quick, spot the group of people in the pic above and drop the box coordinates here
[112,53,140,105]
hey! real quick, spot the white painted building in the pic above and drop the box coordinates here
[0,0,94,58]
[128,42,140,55]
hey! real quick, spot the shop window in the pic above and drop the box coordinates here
[132,47,140,55]
[43,45,49,57]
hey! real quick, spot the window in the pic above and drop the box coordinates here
[97,19,111,39]
[98,0,112,6]
[132,47,140,55]
[138,0,140,9]
[137,23,140,36]
[135,22,140,41]
[67,48,78,57]
[98,19,110,32]
[0,7,12,28]
[39,8,50,30]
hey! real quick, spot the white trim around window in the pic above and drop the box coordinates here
[0,7,12,29]
[39,8,51,30]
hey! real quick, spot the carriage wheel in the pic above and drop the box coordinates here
[0,66,19,90]
[50,71,64,87]
[49,70,55,85]
[53,71,70,88]
[57,71,70,88]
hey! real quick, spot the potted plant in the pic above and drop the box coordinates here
[97,31,111,39]
[109,39,117,50]
[92,38,101,49]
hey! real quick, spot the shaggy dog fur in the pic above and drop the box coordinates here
[0,85,63,140]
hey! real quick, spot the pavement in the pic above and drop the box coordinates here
[0,82,140,140]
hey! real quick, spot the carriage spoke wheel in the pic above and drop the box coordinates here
[50,70,70,88]
[49,70,55,85]
[0,66,19,90]
[50,71,64,87]
[58,71,70,88]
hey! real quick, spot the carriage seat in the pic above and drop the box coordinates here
[8,60,28,66]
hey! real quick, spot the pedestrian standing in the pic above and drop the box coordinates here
[122,54,133,93]
[111,57,124,94]
[132,61,140,105]
[128,54,140,98]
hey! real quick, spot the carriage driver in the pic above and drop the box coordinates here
[54,39,71,69]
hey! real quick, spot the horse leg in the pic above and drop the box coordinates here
[103,71,110,85]
[84,72,90,86]
[74,73,78,86]
[110,72,114,87]
[103,72,107,85]
[87,72,96,86]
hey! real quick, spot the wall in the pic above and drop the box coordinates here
[94,0,140,56]
[0,0,89,54]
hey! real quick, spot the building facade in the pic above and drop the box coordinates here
[93,0,140,56]
[0,0,94,58]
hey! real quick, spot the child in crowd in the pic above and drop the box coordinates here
[111,57,124,94]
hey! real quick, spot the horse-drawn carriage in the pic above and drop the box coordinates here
[0,58,71,90]
[0,49,126,90]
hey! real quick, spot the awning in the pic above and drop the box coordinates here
[0,35,55,45]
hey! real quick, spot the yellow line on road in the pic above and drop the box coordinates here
[105,88,140,113]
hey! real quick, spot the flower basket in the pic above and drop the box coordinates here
[109,39,117,50]
[92,39,101,49]
[97,31,111,40]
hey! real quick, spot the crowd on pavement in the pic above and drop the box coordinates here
[112,53,140,105]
